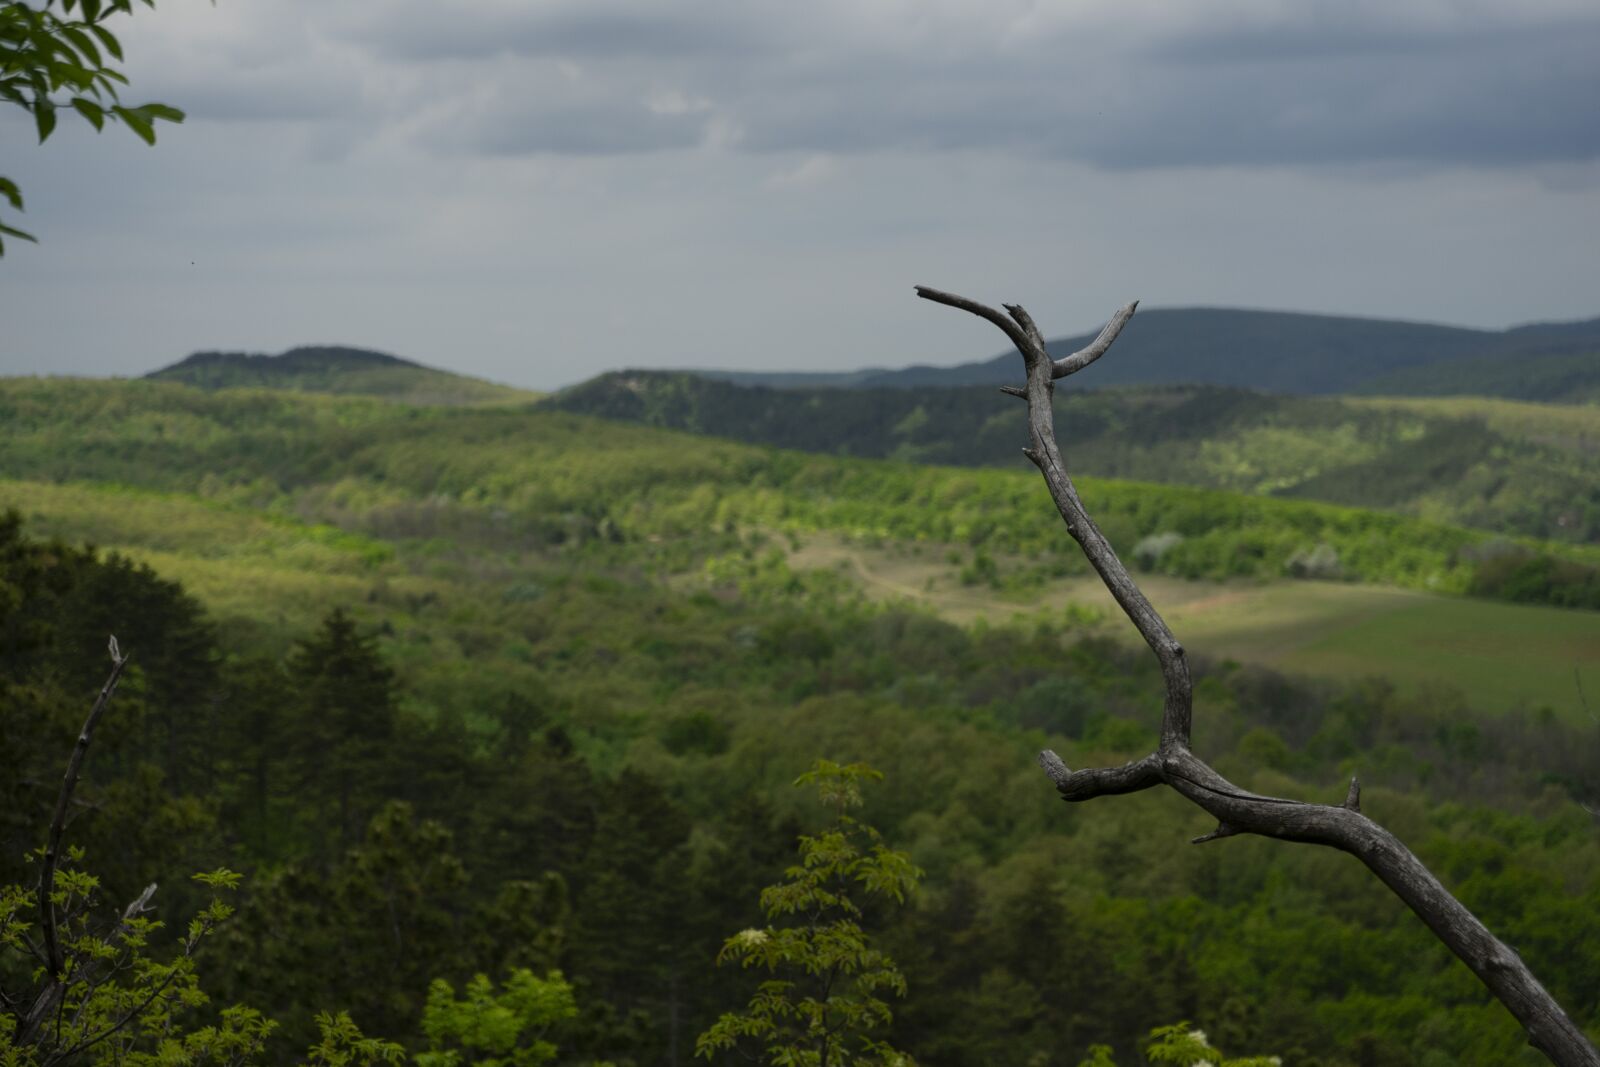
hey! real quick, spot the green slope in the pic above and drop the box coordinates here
[543,371,1600,544]
[1356,347,1600,402]
[782,534,1600,716]
[6,375,1600,602]
[11,470,1600,1066]
[146,345,540,406]
[9,378,1600,1066]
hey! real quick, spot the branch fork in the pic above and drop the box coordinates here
[915,285,1598,1067]
[18,639,131,1051]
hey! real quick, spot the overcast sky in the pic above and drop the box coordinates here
[2,0,1598,389]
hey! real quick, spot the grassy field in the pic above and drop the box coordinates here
[786,533,1600,716]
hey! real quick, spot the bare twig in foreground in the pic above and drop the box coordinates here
[915,285,1599,1067]
[18,639,131,1048]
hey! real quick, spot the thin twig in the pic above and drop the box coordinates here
[39,641,130,980]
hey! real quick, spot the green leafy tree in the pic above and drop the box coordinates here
[212,801,471,1049]
[696,760,922,1067]
[284,609,399,850]
[0,0,187,253]
[1077,1023,1282,1067]
[0,857,256,1067]
[303,1012,406,1067]
[415,970,578,1067]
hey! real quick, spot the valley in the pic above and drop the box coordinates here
[6,342,1600,1066]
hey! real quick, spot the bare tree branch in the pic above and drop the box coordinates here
[1050,301,1139,380]
[18,641,131,1050]
[39,640,130,979]
[916,286,1600,1067]
[913,286,1036,361]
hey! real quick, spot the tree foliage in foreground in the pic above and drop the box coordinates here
[5,513,1600,1064]
[0,0,185,253]
[1078,1023,1282,1067]
[0,857,258,1067]
[698,761,921,1067]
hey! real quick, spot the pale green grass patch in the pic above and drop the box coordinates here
[784,533,1600,718]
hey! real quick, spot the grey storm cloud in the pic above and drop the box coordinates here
[318,0,1600,169]
[350,2,772,62]
[7,0,1600,389]
[430,95,713,157]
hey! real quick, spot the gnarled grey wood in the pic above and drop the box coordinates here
[915,285,1600,1067]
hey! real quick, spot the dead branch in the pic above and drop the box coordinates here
[18,638,130,1049]
[40,638,130,977]
[914,286,1600,1067]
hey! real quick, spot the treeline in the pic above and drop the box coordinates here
[1358,346,1600,404]
[541,370,1600,545]
[4,516,1600,1065]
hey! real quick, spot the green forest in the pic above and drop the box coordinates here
[4,368,1600,1065]
[544,371,1600,549]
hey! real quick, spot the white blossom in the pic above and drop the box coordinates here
[733,928,769,949]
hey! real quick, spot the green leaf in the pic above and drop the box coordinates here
[61,25,102,67]
[141,101,184,124]
[87,23,123,60]
[192,868,242,890]
[0,177,22,211]
[70,96,105,130]
[0,220,40,257]
[113,103,154,144]
[35,101,56,143]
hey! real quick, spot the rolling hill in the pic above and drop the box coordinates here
[542,371,1600,544]
[147,345,540,406]
[691,307,1600,396]
[1357,346,1600,402]
[5,373,1600,703]
[9,375,1600,1066]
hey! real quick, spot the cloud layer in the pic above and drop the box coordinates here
[113,0,1600,168]
[3,0,1598,386]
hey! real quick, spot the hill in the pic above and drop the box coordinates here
[6,374,1600,1063]
[1357,346,1600,402]
[693,308,1600,396]
[542,371,1600,544]
[147,345,540,406]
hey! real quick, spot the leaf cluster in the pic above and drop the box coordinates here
[0,0,185,252]
[697,762,921,1067]
[0,853,247,1067]
[415,970,579,1067]
[1076,1022,1282,1067]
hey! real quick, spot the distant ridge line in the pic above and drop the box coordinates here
[682,306,1600,395]
[143,345,538,406]
[149,345,421,378]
